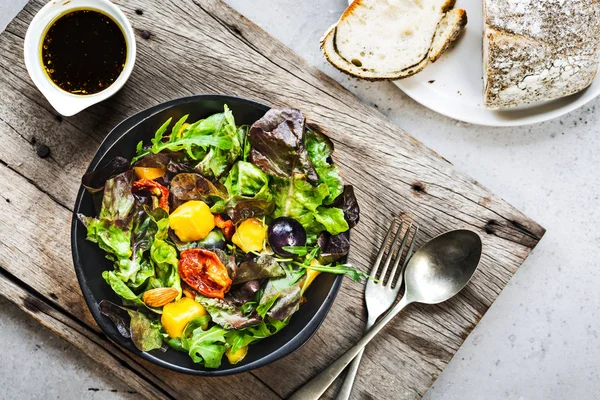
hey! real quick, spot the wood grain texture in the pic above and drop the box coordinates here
[0,1,544,399]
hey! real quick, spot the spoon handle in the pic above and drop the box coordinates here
[288,296,411,400]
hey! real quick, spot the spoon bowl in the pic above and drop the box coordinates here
[404,229,482,304]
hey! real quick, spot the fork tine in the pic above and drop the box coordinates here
[377,222,404,283]
[370,219,398,277]
[388,223,412,287]
[392,225,419,289]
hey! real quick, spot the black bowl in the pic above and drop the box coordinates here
[71,95,343,376]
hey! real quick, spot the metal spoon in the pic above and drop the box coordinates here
[289,229,482,400]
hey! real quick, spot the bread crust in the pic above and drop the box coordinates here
[430,9,467,62]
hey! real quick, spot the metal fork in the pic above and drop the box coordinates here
[336,219,419,400]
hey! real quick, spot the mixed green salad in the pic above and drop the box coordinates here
[78,106,363,367]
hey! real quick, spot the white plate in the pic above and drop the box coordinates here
[345,0,600,126]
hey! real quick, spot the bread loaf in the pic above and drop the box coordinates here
[484,0,600,108]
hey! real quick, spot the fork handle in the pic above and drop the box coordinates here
[336,318,374,400]
[335,346,365,400]
[288,296,411,400]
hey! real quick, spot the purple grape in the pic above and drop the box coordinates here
[268,217,307,256]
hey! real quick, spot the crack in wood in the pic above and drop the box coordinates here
[0,159,72,212]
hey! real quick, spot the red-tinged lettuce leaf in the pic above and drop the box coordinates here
[228,280,261,305]
[233,254,285,284]
[215,249,238,281]
[267,285,302,321]
[99,300,131,338]
[170,173,229,209]
[256,267,305,320]
[248,108,318,183]
[197,296,262,330]
[133,153,170,169]
[227,198,275,224]
[99,171,136,228]
[166,160,195,175]
[128,310,163,351]
[317,231,351,264]
[78,171,136,260]
[332,185,360,228]
[82,156,130,194]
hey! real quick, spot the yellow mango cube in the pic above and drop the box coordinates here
[231,218,266,253]
[226,346,248,365]
[161,297,207,339]
[169,200,215,242]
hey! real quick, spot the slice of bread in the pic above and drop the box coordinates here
[321,0,467,81]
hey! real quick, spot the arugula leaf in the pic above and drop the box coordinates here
[195,107,241,178]
[281,246,309,256]
[132,107,241,179]
[225,317,290,354]
[295,262,373,283]
[185,324,229,368]
[196,297,261,330]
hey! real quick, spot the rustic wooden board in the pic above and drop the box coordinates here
[0,0,545,399]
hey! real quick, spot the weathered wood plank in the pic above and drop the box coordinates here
[0,0,544,399]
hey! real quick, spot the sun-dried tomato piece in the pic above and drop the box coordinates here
[214,214,235,241]
[178,249,232,299]
[132,178,169,211]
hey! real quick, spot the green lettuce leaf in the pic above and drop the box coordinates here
[305,129,343,205]
[147,208,182,297]
[102,271,143,305]
[273,175,348,238]
[224,161,271,198]
[313,207,348,236]
[80,216,132,259]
